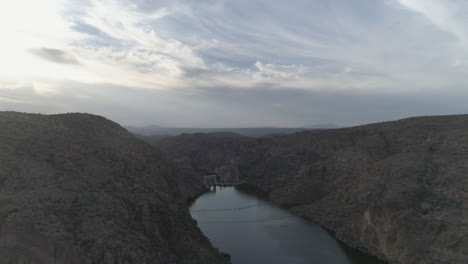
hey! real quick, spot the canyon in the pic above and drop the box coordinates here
[149,115,468,264]
[1,111,466,264]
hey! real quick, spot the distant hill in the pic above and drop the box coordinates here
[126,124,343,137]
[302,123,343,129]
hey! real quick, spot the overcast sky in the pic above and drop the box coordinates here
[0,0,467,127]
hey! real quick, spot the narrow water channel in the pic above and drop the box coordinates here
[190,186,385,264]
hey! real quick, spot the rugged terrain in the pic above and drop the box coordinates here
[149,115,468,264]
[0,112,229,264]
[154,132,258,184]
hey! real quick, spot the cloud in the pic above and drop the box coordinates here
[3,0,467,92]
[30,48,80,65]
[254,61,306,79]
[1,0,468,126]
[395,0,468,70]
[0,96,31,104]
[397,0,468,45]
[2,80,468,127]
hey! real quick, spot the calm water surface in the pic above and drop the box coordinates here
[190,187,384,264]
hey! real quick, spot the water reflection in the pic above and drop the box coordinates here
[190,187,385,264]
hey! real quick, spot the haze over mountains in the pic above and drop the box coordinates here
[126,123,342,137]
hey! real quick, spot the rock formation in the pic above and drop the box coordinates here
[149,115,468,264]
[0,112,229,264]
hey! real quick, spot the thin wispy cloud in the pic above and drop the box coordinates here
[0,0,467,126]
[30,48,80,65]
[397,0,468,45]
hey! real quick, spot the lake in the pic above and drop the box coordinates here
[190,186,385,264]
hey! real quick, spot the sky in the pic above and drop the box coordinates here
[0,0,467,127]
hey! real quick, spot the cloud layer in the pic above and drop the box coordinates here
[0,0,467,126]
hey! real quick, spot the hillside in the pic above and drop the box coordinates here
[0,112,229,264]
[148,115,468,264]
[154,132,257,183]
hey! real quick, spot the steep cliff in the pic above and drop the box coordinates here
[150,115,468,264]
[0,112,229,264]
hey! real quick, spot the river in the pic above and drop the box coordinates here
[190,186,385,264]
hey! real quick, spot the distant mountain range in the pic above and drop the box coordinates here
[126,123,343,137]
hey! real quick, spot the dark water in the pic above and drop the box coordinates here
[190,187,384,264]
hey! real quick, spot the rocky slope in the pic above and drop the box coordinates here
[0,112,229,264]
[149,115,468,264]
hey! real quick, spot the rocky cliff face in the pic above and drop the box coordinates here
[150,115,468,264]
[0,112,229,264]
